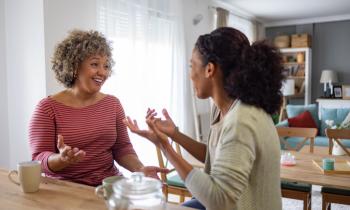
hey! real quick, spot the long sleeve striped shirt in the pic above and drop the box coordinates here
[29,95,137,186]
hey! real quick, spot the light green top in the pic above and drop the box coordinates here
[185,100,282,210]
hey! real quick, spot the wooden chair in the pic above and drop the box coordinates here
[277,127,318,153]
[277,127,318,210]
[321,187,350,210]
[325,128,350,156]
[156,142,191,203]
[322,128,350,209]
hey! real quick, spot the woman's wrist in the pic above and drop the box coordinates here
[170,126,179,139]
[48,153,69,172]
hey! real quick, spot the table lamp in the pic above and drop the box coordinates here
[320,70,338,97]
[279,79,295,122]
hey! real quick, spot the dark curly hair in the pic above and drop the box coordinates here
[51,29,114,88]
[195,27,284,115]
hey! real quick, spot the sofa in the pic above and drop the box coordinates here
[276,104,350,150]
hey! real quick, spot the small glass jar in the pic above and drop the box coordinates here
[108,172,165,210]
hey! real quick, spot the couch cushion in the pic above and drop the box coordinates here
[276,119,289,127]
[288,111,318,128]
[341,111,350,129]
[286,104,319,128]
[320,108,350,136]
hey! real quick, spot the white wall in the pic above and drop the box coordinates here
[44,0,97,95]
[5,0,46,168]
[183,0,214,142]
[0,0,9,168]
[1,0,98,170]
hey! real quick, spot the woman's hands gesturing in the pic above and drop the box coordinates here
[123,108,169,147]
[57,135,86,164]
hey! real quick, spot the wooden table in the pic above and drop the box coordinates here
[0,168,193,210]
[280,151,350,190]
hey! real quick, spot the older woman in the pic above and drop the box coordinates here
[29,30,166,186]
[125,27,283,210]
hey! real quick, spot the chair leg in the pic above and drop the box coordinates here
[179,194,185,203]
[303,197,307,210]
[307,192,312,210]
[322,195,332,210]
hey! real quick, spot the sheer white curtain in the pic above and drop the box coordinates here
[228,13,257,43]
[97,0,186,174]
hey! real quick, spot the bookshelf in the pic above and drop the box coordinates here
[280,48,312,105]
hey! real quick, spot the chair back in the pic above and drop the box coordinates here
[156,141,182,182]
[325,128,350,156]
[325,128,350,139]
[277,127,318,138]
[276,127,318,152]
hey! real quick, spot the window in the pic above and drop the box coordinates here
[97,0,186,174]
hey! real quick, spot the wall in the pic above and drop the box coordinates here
[44,0,97,95]
[183,0,214,142]
[313,20,350,99]
[4,0,46,168]
[266,20,350,102]
[0,0,9,168]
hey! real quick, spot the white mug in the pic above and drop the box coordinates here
[8,160,41,193]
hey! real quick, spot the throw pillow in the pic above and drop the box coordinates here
[320,108,350,136]
[341,111,350,129]
[288,111,318,128]
[286,104,319,128]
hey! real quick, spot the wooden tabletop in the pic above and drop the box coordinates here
[0,168,193,210]
[280,151,350,190]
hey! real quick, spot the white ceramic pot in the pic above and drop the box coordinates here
[332,140,346,156]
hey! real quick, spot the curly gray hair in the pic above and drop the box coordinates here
[51,29,114,88]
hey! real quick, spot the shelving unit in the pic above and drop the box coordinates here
[280,48,312,105]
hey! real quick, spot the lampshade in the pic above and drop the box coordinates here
[320,70,338,83]
[281,79,295,96]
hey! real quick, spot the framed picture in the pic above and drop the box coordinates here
[333,85,342,98]
[342,85,350,99]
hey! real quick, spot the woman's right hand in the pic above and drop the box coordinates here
[57,135,86,164]
[152,108,178,138]
[123,109,168,147]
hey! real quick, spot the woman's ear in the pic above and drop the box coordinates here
[205,62,216,78]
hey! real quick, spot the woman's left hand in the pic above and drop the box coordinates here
[138,166,170,180]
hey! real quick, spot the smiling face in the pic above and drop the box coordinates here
[73,54,110,94]
[190,49,212,99]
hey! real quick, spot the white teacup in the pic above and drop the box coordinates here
[8,160,41,193]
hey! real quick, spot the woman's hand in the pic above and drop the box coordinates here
[57,135,86,164]
[123,108,169,147]
[152,109,178,138]
[138,166,170,180]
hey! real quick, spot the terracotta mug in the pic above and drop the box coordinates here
[8,160,41,193]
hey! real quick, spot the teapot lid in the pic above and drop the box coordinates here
[112,172,162,196]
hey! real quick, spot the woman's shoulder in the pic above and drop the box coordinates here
[102,94,121,105]
[225,101,270,127]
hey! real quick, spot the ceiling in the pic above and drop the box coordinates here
[220,0,350,26]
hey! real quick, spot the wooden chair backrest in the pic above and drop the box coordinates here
[156,142,182,182]
[325,128,350,139]
[325,128,350,156]
[277,127,318,138]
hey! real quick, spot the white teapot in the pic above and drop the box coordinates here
[107,172,165,210]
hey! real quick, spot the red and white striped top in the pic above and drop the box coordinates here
[29,95,137,186]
